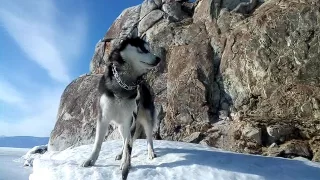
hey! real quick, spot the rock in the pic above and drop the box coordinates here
[48,75,120,151]
[267,140,312,160]
[89,40,110,74]
[154,0,163,7]
[266,143,281,157]
[312,151,320,162]
[218,110,230,121]
[162,2,188,21]
[159,23,215,140]
[140,0,159,19]
[182,132,203,143]
[269,142,278,148]
[241,125,262,145]
[200,130,221,147]
[266,124,295,143]
[231,0,259,14]
[309,136,320,162]
[216,8,244,34]
[181,2,195,16]
[193,0,215,22]
[90,5,142,74]
[162,0,185,3]
[220,0,320,120]
[23,145,48,167]
[193,0,255,21]
[104,5,141,46]
[222,0,252,11]
[138,10,164,36]
[199,139,209,146]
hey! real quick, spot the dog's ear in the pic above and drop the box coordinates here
[108,48,125,65]
[106,62,113,79]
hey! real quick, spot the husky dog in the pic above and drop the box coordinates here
[82,37,161,180]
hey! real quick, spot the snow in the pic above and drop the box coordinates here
[30,140,320,180]
[0,147,32,180]
[22,145,47,166]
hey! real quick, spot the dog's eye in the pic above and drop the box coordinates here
[137,48,144,53]
[144,43,150,52]
[138,47,149,53]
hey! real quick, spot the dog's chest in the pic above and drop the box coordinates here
[100,94,137,123]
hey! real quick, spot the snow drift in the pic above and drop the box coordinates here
[23,145,47,167]
[30,140,320,180]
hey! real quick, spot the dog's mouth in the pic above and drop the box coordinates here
[141,58,160,67]
[141,61,157,66]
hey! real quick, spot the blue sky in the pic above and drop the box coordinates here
[0,0,142,137]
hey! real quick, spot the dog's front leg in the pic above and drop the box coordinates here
[120,117,135,180]
[115,126,124,160]
[82,106,109,167]
[139,110,156,160]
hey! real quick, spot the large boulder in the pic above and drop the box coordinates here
[50,0,320,162]
[219,0,320,157]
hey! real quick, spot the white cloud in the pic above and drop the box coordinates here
[0,0,87,83]
[0,84,64,137]
[0,79,24,105]
[0,0,87,137]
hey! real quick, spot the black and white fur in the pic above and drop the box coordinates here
[81,37,160,180]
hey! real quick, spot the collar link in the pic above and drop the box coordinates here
[112,63,142,91]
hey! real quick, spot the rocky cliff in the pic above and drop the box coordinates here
[49,0,320,162]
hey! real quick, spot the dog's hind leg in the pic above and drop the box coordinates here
[82,95,110,167]
[139,108,156,160]
[132,120,142,142]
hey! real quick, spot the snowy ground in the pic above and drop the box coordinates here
[30,140,320,180]
[0,147,32,180]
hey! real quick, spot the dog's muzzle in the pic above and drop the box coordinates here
[142,57,161,66]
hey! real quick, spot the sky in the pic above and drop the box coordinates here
[0,0,143,137]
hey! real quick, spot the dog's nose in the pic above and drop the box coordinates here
[155,57,161,64]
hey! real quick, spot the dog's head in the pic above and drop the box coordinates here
[112,37,161,74]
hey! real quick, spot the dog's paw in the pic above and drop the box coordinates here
[115,154,122,161]
[119,161,131,170]
[81,159,95,167]
[120,162,124,170]
[148,151,157,160]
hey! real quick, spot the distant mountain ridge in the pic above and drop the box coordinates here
[0,136,49,148]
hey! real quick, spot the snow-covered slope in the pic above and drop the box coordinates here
[30,140,320,180]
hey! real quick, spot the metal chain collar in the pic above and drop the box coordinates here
[112,63,141,91]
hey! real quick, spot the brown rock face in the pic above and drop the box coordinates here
[50,0,320,162]
[161,38,214,141]
[220,0,320,117]
[219,0,320,157]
